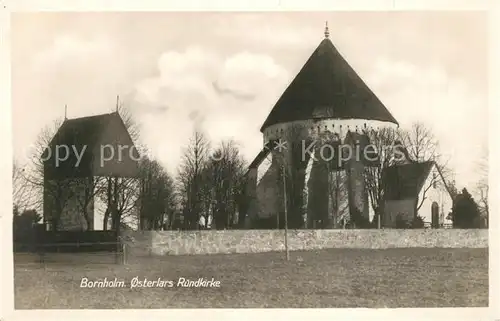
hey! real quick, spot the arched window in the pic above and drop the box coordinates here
[431,202,439,228]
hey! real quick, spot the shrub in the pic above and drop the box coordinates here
[451,188,481,228]
[411,215,425,229]
[395,213,410,229]
[347,207,371,229]
[13,207,42,252]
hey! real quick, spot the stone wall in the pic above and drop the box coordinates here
[122,229,488,256]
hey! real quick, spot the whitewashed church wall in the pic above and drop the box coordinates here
[256,155,272,185]
[417,165,453,225]
[368,192,375,222]
[256,160,281,219]
[263,119,398,143]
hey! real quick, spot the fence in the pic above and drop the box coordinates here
[14,225,126,265]
[423,222,453,229]
[35,241,126,265]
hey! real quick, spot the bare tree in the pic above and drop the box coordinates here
[208,140,246,229]
[189,139,247,230]
[74,176,106,230]
[99,98,143,231]
[13,160,23,205]
[399,122,438,162]
[177,130,210,229]
[475,146,488,221]
[236,149,269,229]
[12,159,38,211]
[320,130,352,229]
[399,122,453,212]
[328,166,349,228]
[19,119,62,211]
[117,100,141,144]
[364,126,399,226]
[19,119,84,230]
[100,176,139,230]
[137,157,176,230]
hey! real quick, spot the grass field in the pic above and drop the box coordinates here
[14,247,488,309]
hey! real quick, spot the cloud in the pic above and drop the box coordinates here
[34,34,113,65]
[13,33,139,165]
[132,46,289,173]
[212,81,256,101]
[134,46,218,109]
[23,33,139,119]
[367,57,487,188]
[217,51,289,93]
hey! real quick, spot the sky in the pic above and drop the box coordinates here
[11,11,488,190]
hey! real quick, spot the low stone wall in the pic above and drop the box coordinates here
[122,229,488,256]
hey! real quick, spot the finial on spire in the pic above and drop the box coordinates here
[64,104,67,120]
[324,21,330,38]
[116,95,119,112]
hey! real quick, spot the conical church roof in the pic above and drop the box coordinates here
[260,27,398,132]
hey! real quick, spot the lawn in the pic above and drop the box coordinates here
[14,247,488,309]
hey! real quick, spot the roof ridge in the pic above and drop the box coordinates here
[65,112,117,122]
[389,160,434,167]
[45,112,117,154]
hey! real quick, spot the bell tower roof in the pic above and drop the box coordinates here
[260,24,399,132]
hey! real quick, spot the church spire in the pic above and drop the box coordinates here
[324,21,330,38]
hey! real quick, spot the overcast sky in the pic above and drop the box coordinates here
[11,11,488,189]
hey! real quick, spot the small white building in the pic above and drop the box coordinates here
[383,160,454,228]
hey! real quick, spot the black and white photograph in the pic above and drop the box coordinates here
[3,4,494,317]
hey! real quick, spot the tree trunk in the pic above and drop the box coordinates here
[112,178,120,232]
[103,178,112,230]
[52,198,62,231]
[103,208,110,231]
[82,208,92,231]
[112,206,120,232]
[52,211,60,231]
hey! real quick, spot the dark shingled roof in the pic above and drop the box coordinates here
[383,161,434,200]
[47,113,116,149]
[260,38,398,132]
[43,112,137,179]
